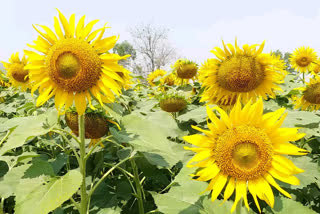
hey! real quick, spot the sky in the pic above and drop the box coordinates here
[1,0,320,64]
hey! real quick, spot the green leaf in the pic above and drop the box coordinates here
[201,198,255,214]
[280,74,304,95]
[0,110,58,155]
[15,169,82,214]
[288,156,320,189]
[177,106,207,123]
[265,196,317,213]
[152,166,208,214]
[0,164,29,198]
[122,111,187,167]
[282,110,320,128]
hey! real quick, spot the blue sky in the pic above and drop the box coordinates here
[1,0,320,63]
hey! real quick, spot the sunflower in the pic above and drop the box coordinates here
[24,10,130,115]
[173,59,198,85]
[289,46,317,73]
[199,40,287,105]
[0,70,8,87]
[147,69,166,86]
[117,69,133,90]
[292,76,320,111]
[159,94,187,112]
[213,95,237,111]
[184,98,307,213]
[310,59,320,75]
[65,111,108,147]
[2,53,30,91]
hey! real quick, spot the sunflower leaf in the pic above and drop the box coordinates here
[122,111,187,167]
[14,169,82,214]
[0,110,58,155]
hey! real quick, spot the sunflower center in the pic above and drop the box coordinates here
[296,56,311,67]
[56,52,80,79]
[9,63,29,83]
[46,38,102,92]
[232,142,259,170]
[177,64,197,79]
[217,56,265,92]
[214,125,273,180]
[304,82,320,104]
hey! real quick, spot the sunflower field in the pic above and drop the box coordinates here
[0,10,320,214]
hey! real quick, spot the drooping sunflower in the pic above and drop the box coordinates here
[147,69,166,86]
[65,111,109,147]
[199,40,287,105]
[292,76,320,111]
[173,59,198,85]
[2,53,30,91]
[184,98,307,213]
[289,46,317,73]
[159,94,187,113]
[24,10,130,115]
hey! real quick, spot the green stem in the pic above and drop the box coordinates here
[302,72,305,84]
[70,197,80,211]
[88,155,133,197]
[52,130,80,163]
[0,130,10,147]
[53,127,81,145]
[131,159,145,214]
[84,136,113,160]
[78,114,88,214]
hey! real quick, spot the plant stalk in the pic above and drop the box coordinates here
[131,159,145,214]
[78,114,88,214]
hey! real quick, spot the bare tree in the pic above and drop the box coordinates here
[130,23,177,77]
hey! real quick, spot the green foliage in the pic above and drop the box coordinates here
[0,65,320,214]
[15,169,82,214]
[122,111,187,167]
[0,109,57,155]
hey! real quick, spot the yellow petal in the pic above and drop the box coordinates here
[223,177,235,201]
[210,173,228,202]
[69,14,76,37]
[75,15,86,38]
[231,180,247,213]
[54,16,65,40]
[268,168,300,185]
[57,9,71,37]
[264,173,291,198]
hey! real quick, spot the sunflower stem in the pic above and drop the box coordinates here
[78,114,88,214]
[131,159,145,214]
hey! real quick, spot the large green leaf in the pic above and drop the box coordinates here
[289,156,320,188]
[0,110,58,155]
[282,110,320,138]
[177,106,207,123]
[201,198,255,214]
[0,159,56,198]
[15,169,82,214]
[0,164,30,198]
[122,111,187,167]
[265,196,317,213]
[152,166,208,214]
